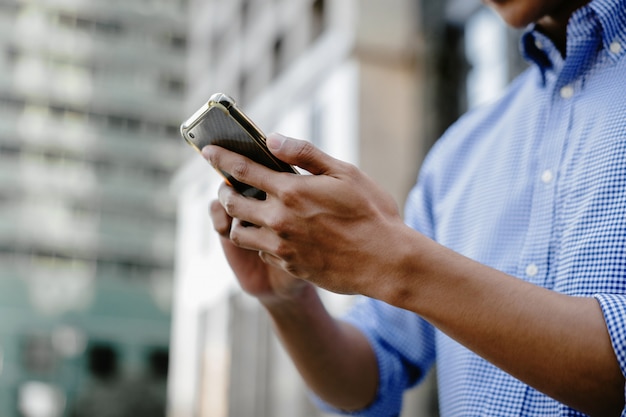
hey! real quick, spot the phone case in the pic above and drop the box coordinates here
[180,93,297,199]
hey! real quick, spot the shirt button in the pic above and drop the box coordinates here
[560,85,574,99]
[610,41,622,54]
[535,38,544,49]
[541,169,554,184]
[526,263,539,277]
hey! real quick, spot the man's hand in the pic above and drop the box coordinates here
[207,149,381,410]
[209,197,311,305]
[204,133,409,297]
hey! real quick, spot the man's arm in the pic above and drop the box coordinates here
[209,198,378,412]
[386,229,624,416]
[206,135,625,416]
[262,284,378,411]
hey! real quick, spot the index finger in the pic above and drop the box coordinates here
[202,145,291,197]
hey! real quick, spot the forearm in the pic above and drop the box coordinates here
[261,284,378,412]
[378,229,624,416]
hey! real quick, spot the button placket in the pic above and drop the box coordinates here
[518,78,576,284]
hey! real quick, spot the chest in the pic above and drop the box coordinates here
[431,63,626,294]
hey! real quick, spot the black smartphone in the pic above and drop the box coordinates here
[180,93,297,199]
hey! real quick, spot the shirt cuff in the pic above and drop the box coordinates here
[593,294,626,416]
[309,314,406,417]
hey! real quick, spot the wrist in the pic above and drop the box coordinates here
[371,226,441,313]
[259,279,318,313]
[260,283,330,331]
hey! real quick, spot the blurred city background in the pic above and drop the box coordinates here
[0,0,526,416]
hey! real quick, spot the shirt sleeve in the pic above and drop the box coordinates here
[592,293,626,416]
[310,296,437,416]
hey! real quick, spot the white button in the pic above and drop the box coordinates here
[535,39,544,49]
[541,169,554,184]
[610,41,622,54]
[560,85,574,99]
[526,264,539,277]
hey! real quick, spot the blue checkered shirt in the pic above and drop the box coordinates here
[315,0,626,415]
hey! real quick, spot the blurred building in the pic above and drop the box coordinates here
[0,0,187,416]
[170,0,526,416]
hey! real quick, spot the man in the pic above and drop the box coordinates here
[205,0,626,415]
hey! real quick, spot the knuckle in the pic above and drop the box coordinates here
[265,214,282,231]
[274,241,295,261]
[230,160,249,180]
[221,196,237,216]
[229,228,243,247]
[219,187,243,216]
[267,216,290,238]
[278,183,301,208]
[296,141,316,162]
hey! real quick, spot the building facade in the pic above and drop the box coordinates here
[0,0,187,415]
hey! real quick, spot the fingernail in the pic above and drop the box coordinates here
[267,133,286,151]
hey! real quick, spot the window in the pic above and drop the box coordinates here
[95,19,124,36]
[87,343,119,380]
[161,75,186,95]
[162,32,187,51]
[21,334,56,374]
[56,12,124,37]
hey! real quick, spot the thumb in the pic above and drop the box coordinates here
[267,133,336,175]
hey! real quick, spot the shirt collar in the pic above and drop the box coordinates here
[521,0,626,81]
[588,0,626,58]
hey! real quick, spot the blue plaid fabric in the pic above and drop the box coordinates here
[315,0,626,415]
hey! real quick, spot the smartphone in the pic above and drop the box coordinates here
[180,93,297,200]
